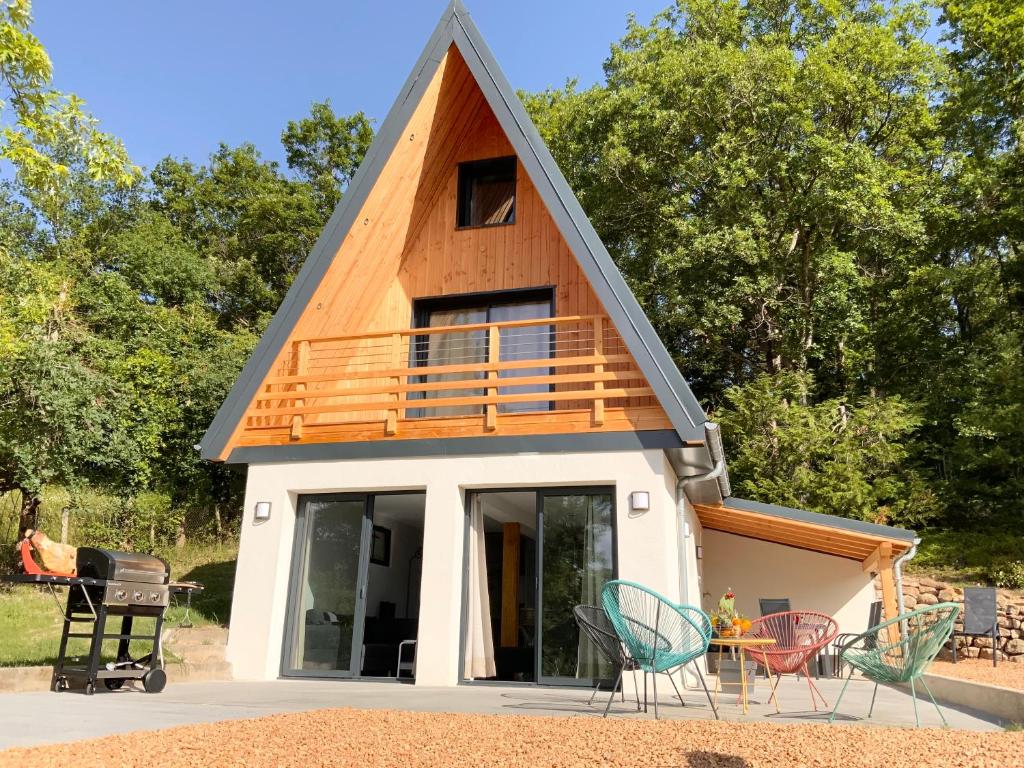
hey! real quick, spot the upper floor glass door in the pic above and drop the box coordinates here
[411,288,553,417]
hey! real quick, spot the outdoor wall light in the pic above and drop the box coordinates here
[254,501,272,522]
[629,491,650,512]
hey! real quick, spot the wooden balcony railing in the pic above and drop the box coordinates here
[246,315,654,439]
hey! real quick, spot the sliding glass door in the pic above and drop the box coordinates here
[284,495,371,677]
[411,289,553,418]
[538,491,616,685]
[461,488,616,687]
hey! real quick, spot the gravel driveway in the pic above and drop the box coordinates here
[0,707,1018,768]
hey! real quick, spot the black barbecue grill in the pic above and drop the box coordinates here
[3,545,202,695]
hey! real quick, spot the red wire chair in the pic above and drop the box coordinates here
[746,611,839,711]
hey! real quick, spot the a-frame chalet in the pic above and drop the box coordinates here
[205,2,916,687]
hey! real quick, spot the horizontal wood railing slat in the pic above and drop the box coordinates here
[263,353,635,386]
[246,387,655,419]
[253,369,643,403]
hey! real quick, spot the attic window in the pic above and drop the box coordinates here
[457,157,516,228]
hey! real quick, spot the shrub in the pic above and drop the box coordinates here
[992,562,1024,590]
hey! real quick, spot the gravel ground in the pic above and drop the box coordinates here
[0,707,1018,768]
[931,659,1024,690]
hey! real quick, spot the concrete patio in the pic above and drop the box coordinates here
[0,672,1001,750]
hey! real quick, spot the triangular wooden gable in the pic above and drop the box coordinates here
[201,2,707,462]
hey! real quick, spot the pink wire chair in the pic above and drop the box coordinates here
[746,611,839,711]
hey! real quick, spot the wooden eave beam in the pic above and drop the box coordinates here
[861,541,893,574]
[694,503,909,561]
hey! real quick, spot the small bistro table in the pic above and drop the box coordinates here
[708,636,779,714]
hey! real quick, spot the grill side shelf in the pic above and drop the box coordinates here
[1,573,103,587]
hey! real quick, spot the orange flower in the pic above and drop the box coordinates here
[732,617,741,626]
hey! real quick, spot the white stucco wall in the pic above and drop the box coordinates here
[700,529,875,636]
[226,449,683,686]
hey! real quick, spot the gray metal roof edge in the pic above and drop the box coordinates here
[450,7,707,442]
[198,7,457,460]
[226,429,683,464]
[722,497,918,542]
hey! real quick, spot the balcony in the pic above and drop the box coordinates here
[240,315,671,446]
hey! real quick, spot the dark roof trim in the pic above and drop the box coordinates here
[722,497,918,542]
[199,0,707,460]
[227,429,683,465]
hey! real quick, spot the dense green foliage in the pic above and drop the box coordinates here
[0,2,372,545]
[525,0,1023,548]
[0,2,1021,573]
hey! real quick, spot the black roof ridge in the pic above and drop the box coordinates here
[199,1,707,461]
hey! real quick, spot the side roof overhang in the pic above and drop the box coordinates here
[198,0,707,462]
[693,496,918,562]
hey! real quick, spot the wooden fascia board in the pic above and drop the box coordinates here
[698,518,874,560]
[694,502,910,560]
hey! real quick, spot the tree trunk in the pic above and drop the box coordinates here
[213,504,223,541]
[176,520,186,549]
[18,492,40,539]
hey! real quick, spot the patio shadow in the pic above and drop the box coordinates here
[686,752,751,768]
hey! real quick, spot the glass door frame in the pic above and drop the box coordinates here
[281,493,374,679]
[459,486,618,688]
[282,491,425,679]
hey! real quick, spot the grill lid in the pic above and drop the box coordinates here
[76,547,169,585]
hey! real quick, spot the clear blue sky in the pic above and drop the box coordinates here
[33,1,667,173]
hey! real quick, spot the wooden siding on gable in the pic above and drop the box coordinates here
[222,46,671,458]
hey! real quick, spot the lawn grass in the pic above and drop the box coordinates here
[0,540,237,667]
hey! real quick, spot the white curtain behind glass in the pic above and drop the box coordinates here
[464,495,496,679]
[422,308,487,417]
[490,301,552,413]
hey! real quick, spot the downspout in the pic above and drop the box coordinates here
[675,422,728,686]
[893,537,921,619]
[676,422,728,606]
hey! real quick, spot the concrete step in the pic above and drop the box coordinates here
[164,644,226,665]
[162,625,228,646]
[162,626,229,667]
[0,666,52,693]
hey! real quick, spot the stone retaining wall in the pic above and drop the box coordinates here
[876,576,1024,663]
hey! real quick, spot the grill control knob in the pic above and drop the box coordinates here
[115,590,127,601]
[150,592,160,603]
[133,591,144,602]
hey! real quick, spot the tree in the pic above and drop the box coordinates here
[0,0,138,198]
[150,145,323,330]
[0,251,133,533]
[715,371,939,527]
[525,0,953,522]
[526,0,945,404]
[282,101,373,216]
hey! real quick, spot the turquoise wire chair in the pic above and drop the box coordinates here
[601,579,717,719]
[829,602,960,727]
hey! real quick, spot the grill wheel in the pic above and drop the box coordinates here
[142,668,167,694]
